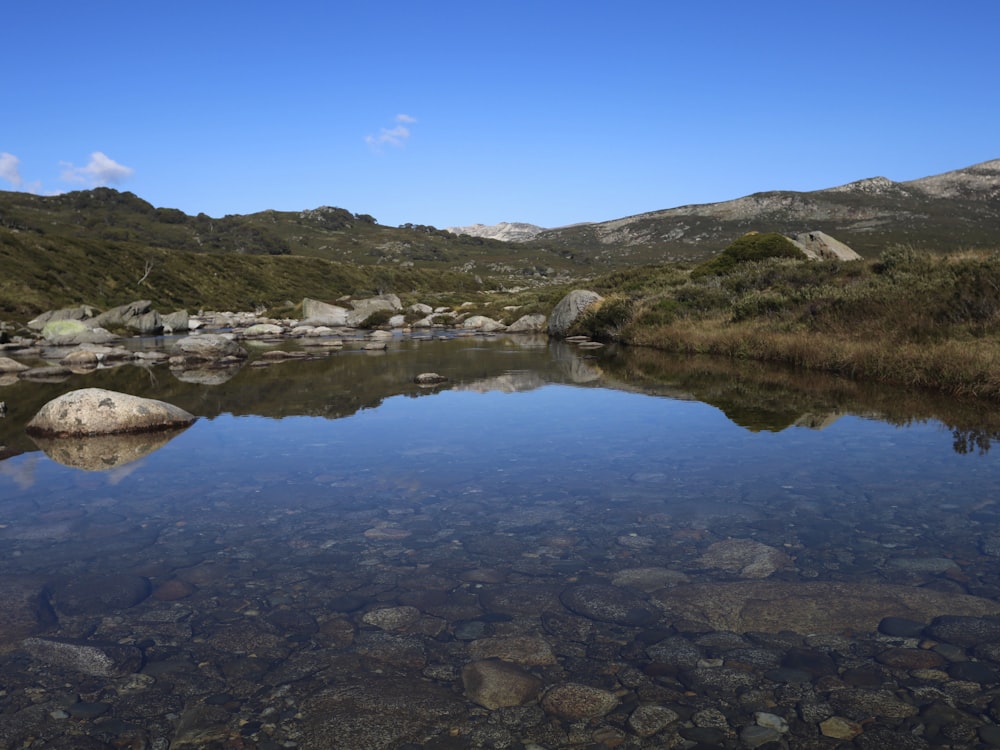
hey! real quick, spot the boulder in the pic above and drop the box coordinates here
[243,323,284,337]
[170,334,248,361]
[0,357,29,374]
[548,290,603,336]
[91,300,153,331]
[31,429,188,470]
[25,388,196,437]
[461,315,506,332]
[59,350,100,369]
[789,231,863,261]
[346,294,403,327]
[508,313,547,333]
[162,309,190,333]
[301,298,349,326]
[40,320,117,346]
[27,305,98,331]
[414,372,448,385]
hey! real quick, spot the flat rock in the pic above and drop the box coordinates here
[651,581,1000,634]
[25,388,196,437]
[694,538,794,578]
[560,583,658,626]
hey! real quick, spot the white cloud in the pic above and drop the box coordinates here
[365,114,417,152]
[0,152,22,187]
[60,151,135,186]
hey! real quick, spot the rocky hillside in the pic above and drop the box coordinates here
[446,221,546,242]
[526,159,1000,263]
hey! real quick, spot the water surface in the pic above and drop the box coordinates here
[3,335,1000,748]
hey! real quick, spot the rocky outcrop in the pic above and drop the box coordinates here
[548,290,602,337]
[446,222,546,242]
[25,388,196,437]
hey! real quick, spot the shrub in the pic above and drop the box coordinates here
[569,294,635,341]
[360,309,395,328]
[692,232,806,278]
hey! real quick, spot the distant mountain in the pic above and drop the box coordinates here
[526,159,1000,262]
[447,221,546,242]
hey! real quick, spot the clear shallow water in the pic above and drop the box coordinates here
[4,336,1000,748]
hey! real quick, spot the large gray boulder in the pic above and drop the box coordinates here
[170,334,247,361]
[346,294,403,327]
[301,298,349,326]
[91,300,151,330]
[548,290,603,337]
[25,388,196,437]
[162,309,190,333]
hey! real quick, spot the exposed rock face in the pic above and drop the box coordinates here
[650,581,1000,634]
[25,388,196,437]
[548,290,603,337]
[789,231,862,261]
[446,221,546,242]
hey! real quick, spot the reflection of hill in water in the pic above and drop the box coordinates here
[3,335,1000,459]
[595,347,1000,452]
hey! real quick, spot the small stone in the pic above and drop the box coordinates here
[755,712,789,732]
[541,683,619,721]
[741,725,781,748]
[820,716,863,740]
[468,635,557,665]
[462,659,542,710]
[878,616,926,638]
[361,606,421,631]
[414,372,448,385]
[628,704,679,737]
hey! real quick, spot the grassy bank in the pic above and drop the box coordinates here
[572,246,1000,400]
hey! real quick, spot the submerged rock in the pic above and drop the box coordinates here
[0,578,57,652]
[25,388,196,437]
[22,636,143,677]
[462,659,543,709]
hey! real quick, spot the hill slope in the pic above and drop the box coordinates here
[526,159,1000,263]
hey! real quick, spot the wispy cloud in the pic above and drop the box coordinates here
[60,151,135,186]
[365,114,417,152]
[0,152,22,187]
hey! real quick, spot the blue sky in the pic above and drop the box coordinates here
[3,1,997,229]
